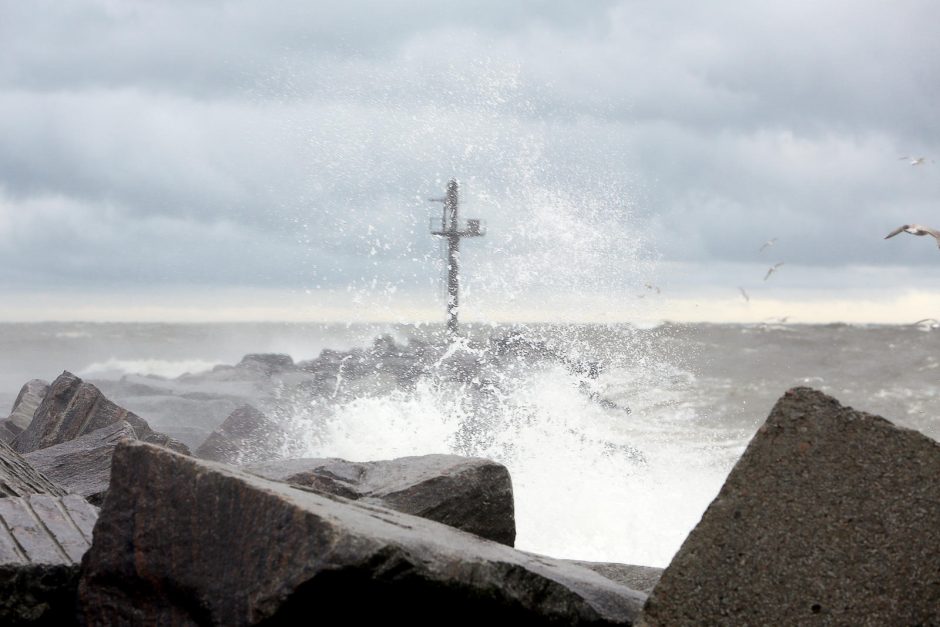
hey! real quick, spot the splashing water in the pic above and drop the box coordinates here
[275,325,739,568]
[265,46,703,566]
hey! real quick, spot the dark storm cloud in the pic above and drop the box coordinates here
[0,0,938,297]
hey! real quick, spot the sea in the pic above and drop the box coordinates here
[2,320,938,568]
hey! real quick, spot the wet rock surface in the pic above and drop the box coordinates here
[0,494,98,625]
[12,372,188,456]
[640,387,940,626]
[0,420,21,444]
[195,404,287,465]
[247,454,516,545]
[0,438,67,498]
[24,422,138,506]
[79,442,647,626]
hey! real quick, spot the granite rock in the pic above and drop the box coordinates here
[0,438,67,498]
[24,422,138,506]
[194,404,287,465]
[12,372,188,456]
[236,353,295,375]
[0,494,98,625]
[248,454,516,545]
[640,387,940,626]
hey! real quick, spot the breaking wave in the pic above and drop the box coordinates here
[80,358,221,379]
[279,329,741,567]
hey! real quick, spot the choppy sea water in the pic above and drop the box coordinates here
[1,321,938,567]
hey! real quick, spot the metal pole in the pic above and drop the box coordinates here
[445,179,460,335]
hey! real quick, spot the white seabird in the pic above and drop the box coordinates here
[898,156,927,166]
[759,237,777,253]
[884,224,940,249]
[764,262,784,281]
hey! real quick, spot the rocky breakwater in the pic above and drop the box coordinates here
[88,334,619,455]
[9,371,189,504]
[639,387,940,626]
[0,371,196,624]
[11,378,937,624]
[12,371,188,456]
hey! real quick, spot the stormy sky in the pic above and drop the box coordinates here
[1,1,939,322]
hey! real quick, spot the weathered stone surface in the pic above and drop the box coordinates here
[248,454,516,546]
[140,431,190,454]
[0,494,98,625]
[0,419,21,444]
[7,379,50,432]
[195,404,286,465]
[79,442,646,625]
[12,371,189,456]
[24,422,138,506]
[640,387,940,626]
[566,562,662,595]
[0,438,67,498]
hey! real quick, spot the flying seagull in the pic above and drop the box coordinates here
[899,156,927,166]
[738,286,750,303]
[884,224,940,249]
[759,237,777,253]
[764,262,785,281]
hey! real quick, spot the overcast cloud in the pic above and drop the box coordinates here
[1,1,938,321]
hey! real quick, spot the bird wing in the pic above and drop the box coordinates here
[774,262,785,269]
[763,268,773,281]
[884,225,908,239]
[739,287,749,302]
[924,227,940,247]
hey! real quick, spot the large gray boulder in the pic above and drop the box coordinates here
[24,421,138,505]
[0,494,98,625]
[12,372,188,456]
[248,454,516,546]
[640,387,940,626]
[237,353,295,375]
[0,438,67,498]
[194,404,286,465]
[79,442,647,625]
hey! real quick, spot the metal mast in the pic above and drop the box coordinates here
[429,179,485,335]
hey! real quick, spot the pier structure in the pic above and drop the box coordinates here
[429,179,485,335]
